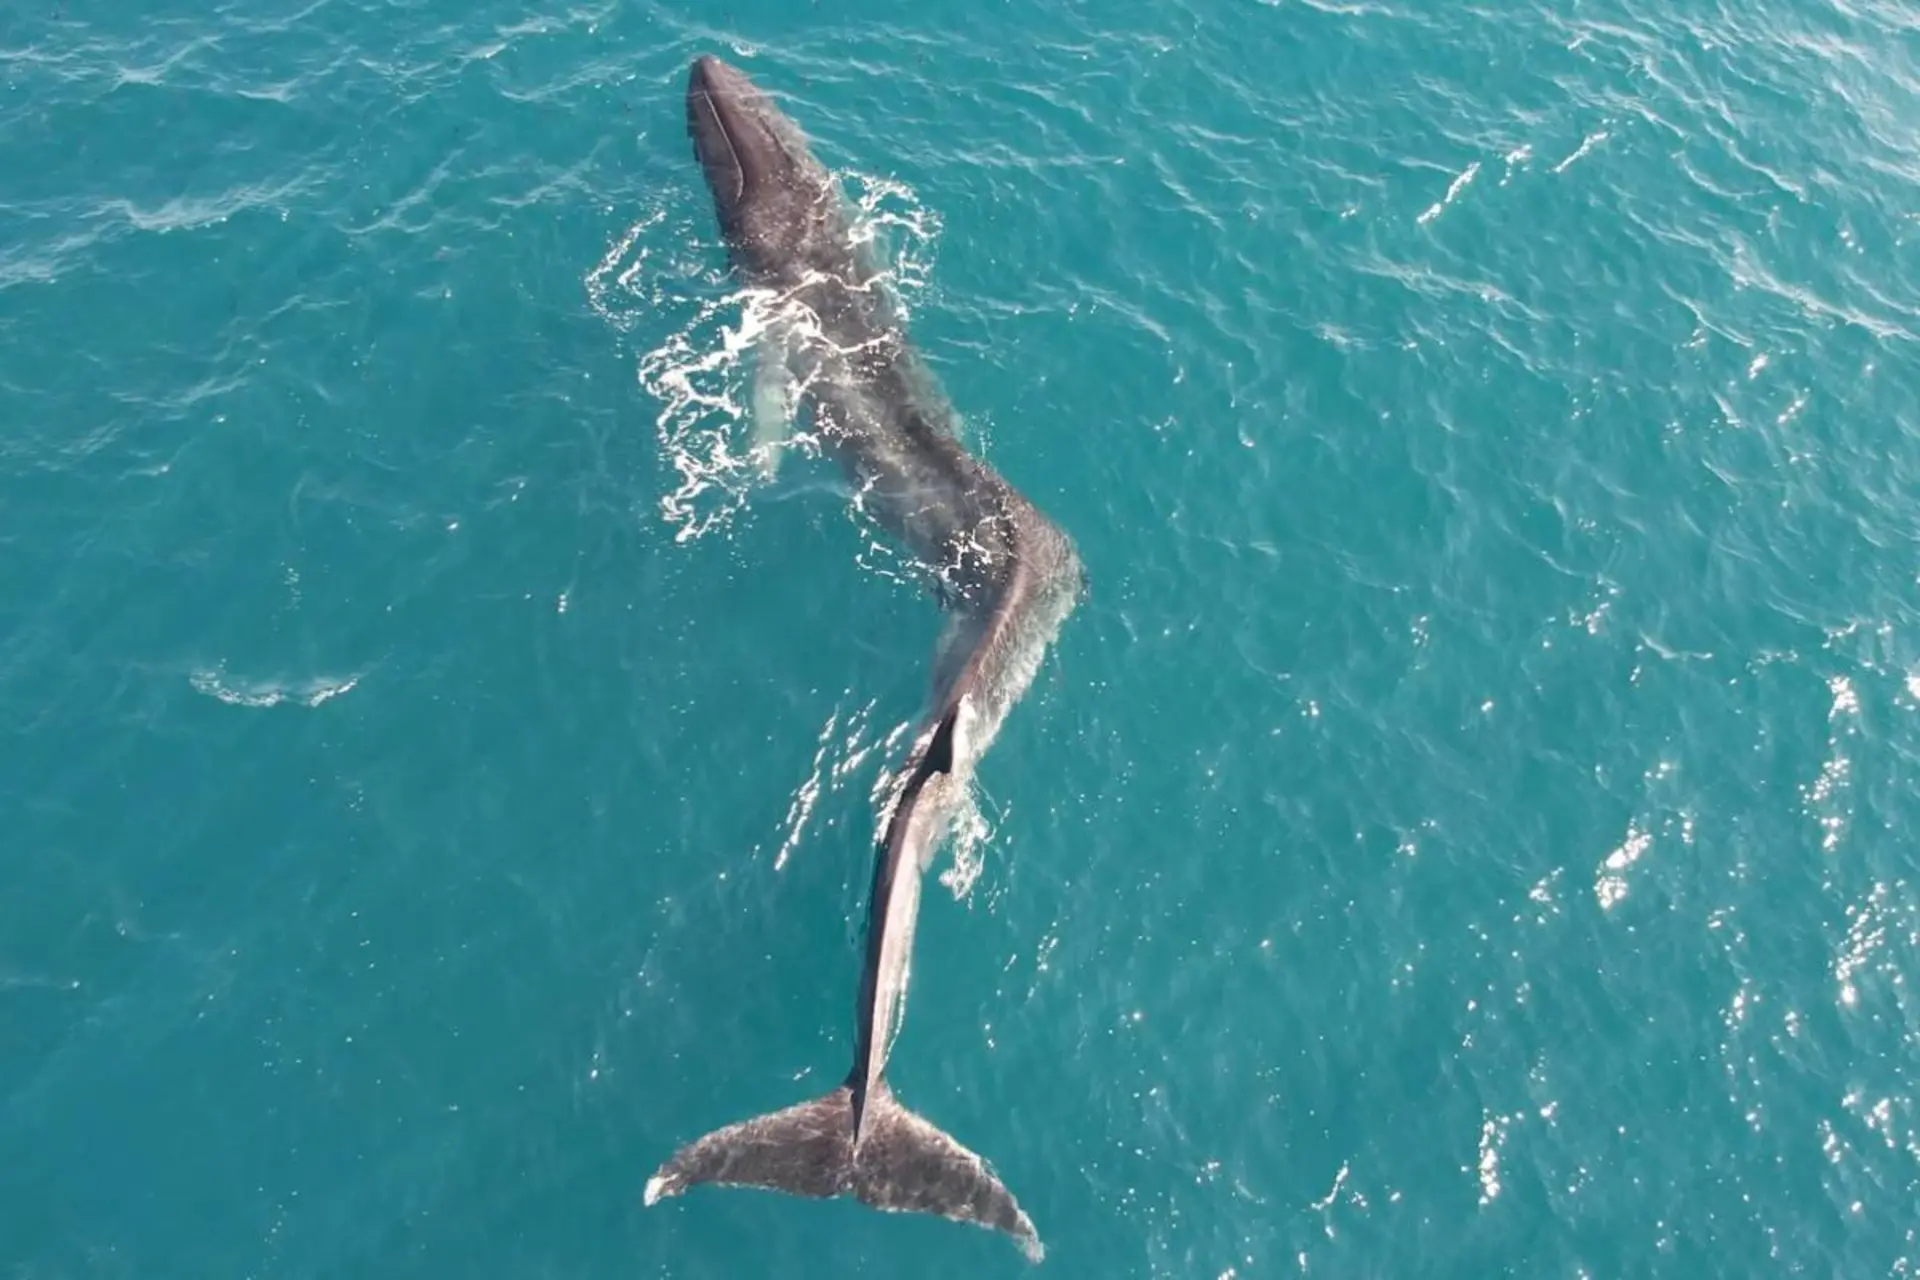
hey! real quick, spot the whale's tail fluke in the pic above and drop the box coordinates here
[644,1080,1043,1262]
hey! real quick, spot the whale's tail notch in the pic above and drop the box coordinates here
[644,1080,1043,1262]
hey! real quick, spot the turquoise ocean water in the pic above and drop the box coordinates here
[5,0,1919,1274]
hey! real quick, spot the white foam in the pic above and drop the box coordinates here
[1418,161,1480,225]
[189,669,360,708]
[587,171,941,545]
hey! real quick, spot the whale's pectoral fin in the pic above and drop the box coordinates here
[644,1080,1042,1263]
[749,323,798,480]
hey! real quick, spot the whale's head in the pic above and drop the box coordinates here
[686,56,838,283]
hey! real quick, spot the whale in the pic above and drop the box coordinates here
[640,55,1083,1262]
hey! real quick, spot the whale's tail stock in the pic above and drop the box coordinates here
[644,1077,1043,1262]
